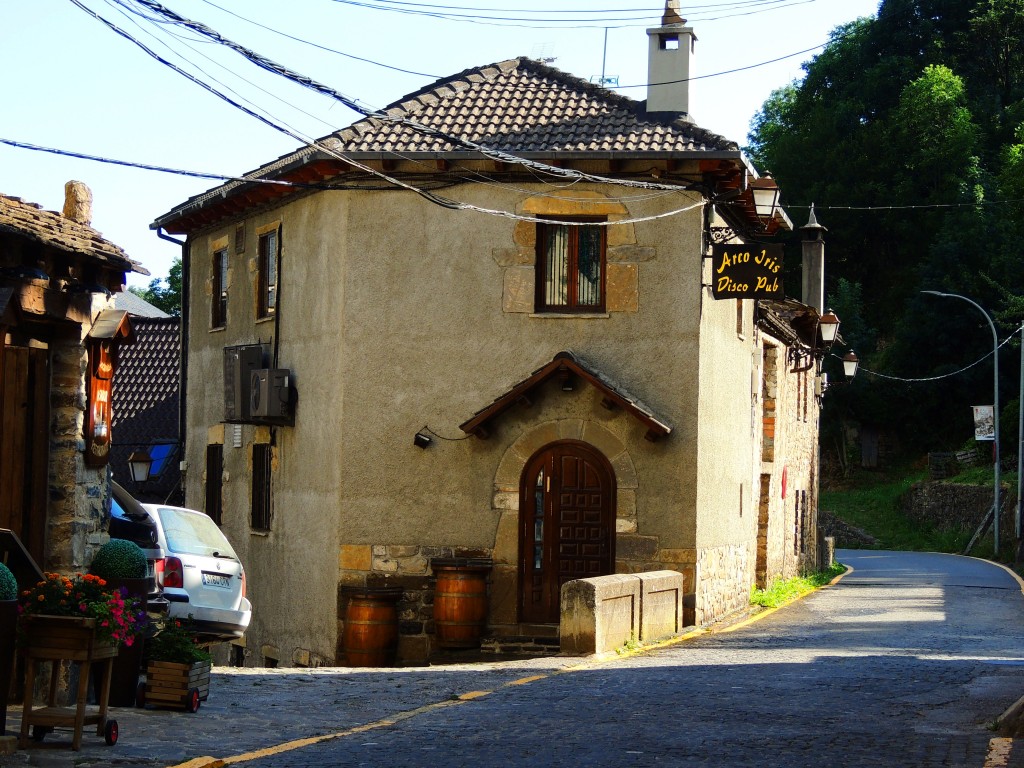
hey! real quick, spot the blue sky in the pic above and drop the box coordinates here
[2,0,880,286]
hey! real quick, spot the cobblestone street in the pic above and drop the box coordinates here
[4,550,1024,768]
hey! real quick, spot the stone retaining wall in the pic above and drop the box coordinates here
[900,481,1015,532]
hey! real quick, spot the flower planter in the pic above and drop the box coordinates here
[99,576,149,707]
[19,616,118,751]
[143,660,211,713]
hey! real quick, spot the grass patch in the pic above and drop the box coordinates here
[750,562,847,609]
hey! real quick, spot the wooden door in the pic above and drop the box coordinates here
[0,345,49,568]
[519,441,615,624]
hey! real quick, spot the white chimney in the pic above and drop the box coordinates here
[62,180,93,226]
[646,0,696,116]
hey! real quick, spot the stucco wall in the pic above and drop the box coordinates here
[182,178,800,664]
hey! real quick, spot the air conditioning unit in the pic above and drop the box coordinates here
[224,345,264,422]
[249,368,293,424]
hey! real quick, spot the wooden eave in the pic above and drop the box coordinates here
[459,350,672,442]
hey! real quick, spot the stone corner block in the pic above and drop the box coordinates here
[636,570,685,642]
[560,574,639,655]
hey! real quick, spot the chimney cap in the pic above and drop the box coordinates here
[662,0,686,25]
[800,203,828,233]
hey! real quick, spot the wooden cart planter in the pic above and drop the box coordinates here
[142,660,211,713]
[18,615,119,750]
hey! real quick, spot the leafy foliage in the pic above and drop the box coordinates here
[129,257,182,316]
[90,539,148,580]
[146,618,212,664]
[748,0,1024,459]
[18,572,148,647]
[0,562,17,601]
[749,563,848,609]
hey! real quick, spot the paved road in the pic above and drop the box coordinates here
[4,550,1024,767]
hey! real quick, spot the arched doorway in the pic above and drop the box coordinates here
[519,440,616,624]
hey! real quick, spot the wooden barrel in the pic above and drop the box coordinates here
[432,559,492,649]
[343,588,402,667]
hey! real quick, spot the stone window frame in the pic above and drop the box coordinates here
[534,216,607,314]
[496,190,648,316]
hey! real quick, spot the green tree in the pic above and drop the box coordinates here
[129,257,182,316]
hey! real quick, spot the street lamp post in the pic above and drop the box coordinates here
[921,291,1000,555]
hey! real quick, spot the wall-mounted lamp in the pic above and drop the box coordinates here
[127,449,153,483]
[842,351,859,379]
[413,431,433,449]
[819,310,840,345]
[750,174,781,227]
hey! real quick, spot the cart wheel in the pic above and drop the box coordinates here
[135,681,147,708]
[104,719,119,746]
[31,725,51,742]
[186,687,201,713]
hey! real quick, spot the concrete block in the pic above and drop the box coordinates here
[560,574,639,655]
[637,570,684,642]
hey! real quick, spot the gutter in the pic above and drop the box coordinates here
[156,228,189,503]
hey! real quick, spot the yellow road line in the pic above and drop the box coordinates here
[170,567,853,767]
[984,737,1013,767]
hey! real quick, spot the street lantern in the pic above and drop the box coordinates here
[819,310,840,345]
[842,351,859,379]
[750,174,781,224]
[127,450,153,484]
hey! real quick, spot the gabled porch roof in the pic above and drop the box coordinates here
[459,350,672,442]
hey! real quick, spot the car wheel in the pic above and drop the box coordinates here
[31,725,51,742]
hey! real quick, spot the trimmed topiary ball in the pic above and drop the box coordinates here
[90,539,148,580]
[0,562,17,601]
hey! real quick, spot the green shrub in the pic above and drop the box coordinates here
[146,618,212,664]
[90,539,148,580]
[0,562,16,601]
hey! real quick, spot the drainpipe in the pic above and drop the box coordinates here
[156,228,189,504]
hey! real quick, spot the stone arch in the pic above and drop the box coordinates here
[491,418,637,568]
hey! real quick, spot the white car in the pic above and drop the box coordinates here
[142,503,252,641]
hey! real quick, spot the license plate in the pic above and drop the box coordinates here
[202,572,231,589]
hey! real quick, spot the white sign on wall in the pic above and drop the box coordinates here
[973,405,995,441]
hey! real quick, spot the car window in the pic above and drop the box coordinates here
[155,507,238,559]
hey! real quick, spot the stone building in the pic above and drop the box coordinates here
[154,2,830,666]
[0,182,146,576]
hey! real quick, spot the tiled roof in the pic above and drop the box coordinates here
[325,58,737,155]
[460,350,672,441]
[0,193,147,275]
[155,58,739,229]
[111,317,180,444]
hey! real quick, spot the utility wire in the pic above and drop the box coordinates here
[107,0,713,194]
[836,323,1024,384]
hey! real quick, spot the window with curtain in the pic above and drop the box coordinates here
[535,220,605,312]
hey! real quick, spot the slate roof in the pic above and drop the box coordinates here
[114,290,171,318]
[111,317,180,443]
[0,193,147,275]
[155,57,740,229]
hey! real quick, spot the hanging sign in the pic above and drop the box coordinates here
[972,405,995,442]
[85,340,114,467]
[711,243,784,300]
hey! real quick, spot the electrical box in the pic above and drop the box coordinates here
[249,368,294,425]
[224,345,264,422]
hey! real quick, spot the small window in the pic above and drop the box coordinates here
[205,444,224,526]
[257,228,279,320]
[535,220,605,313]
[212,247,228,328]
[251,443,272,531]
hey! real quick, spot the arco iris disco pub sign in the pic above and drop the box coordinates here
[711,243,784,300]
